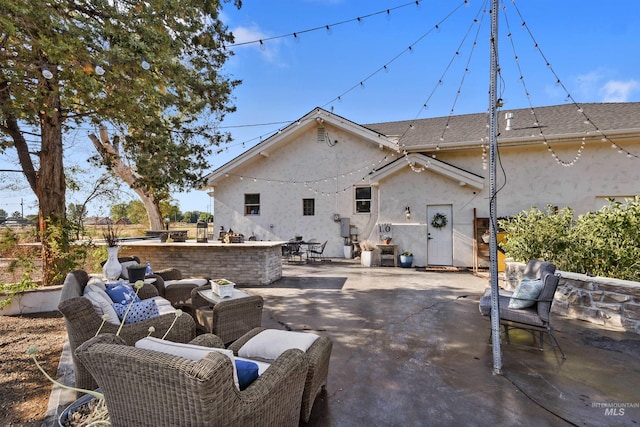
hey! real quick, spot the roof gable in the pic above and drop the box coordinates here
[370,153,484,190]
[206,108,396,185]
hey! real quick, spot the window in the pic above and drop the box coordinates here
[303,198,315,216]
[355,187,372,213]
[244,193,260,215]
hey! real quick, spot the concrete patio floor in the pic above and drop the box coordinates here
[46,260,640,426]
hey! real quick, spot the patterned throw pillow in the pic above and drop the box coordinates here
[106,283,141,305]
[508,278,544,309]
[112,299,159,324]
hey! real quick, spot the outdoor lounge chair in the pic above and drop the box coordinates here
[75,333,309,427]
[105,255,209,312]
[152,267,209,313]
[58,270,196,390]
[228,327,333,423]
[479,266,566,358]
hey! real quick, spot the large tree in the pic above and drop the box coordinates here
[0,0,241,285]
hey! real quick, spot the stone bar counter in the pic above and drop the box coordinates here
[120,240,285,286]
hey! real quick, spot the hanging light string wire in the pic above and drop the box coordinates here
[211,0,472,160]
[225,0,426,48]
[509,0,637,159]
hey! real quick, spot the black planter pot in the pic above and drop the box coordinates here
[127,266,147,283]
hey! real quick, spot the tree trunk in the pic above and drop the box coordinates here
[89,127,163,230]
[37,81,67,286]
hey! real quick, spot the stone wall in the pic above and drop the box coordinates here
[120,242,282,286]
[504,261,640,335]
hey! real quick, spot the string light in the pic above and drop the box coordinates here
[42,66,53,80]
[507,0,638,161]
[226,1,426,48]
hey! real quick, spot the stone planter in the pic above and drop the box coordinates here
[58,392,100,426]
[343,245,353,259]
[361,250,373,267]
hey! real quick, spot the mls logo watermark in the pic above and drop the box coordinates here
[592,402,639,416]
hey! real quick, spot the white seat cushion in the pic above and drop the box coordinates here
[238,329,319,360]
[150,296,177,316]
[135,337,239,388]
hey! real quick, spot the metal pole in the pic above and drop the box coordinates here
[488,0,502,374]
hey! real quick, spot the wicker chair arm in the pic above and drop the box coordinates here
[227,327,266,354]
[236,348,308,400]
[155,268,183,281]
[189,333,225,348]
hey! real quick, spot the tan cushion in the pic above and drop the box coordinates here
[238,329,319,360]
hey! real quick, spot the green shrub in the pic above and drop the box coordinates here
[499,197,640,281]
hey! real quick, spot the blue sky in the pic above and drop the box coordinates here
[2,0,639,217]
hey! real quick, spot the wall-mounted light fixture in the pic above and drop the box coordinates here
[405,206,411,220]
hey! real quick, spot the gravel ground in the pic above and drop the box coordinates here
[0,311,66,426]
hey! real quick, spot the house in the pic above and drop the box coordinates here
[203,103,640,268]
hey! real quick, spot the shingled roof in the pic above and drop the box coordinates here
[363,102,640,148]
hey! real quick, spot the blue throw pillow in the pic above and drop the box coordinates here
[508,278,544,309]
[235,359,259,390]
[112,299,159,324]
[105,283,141,305]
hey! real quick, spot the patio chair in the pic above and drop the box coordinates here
[284,240,305,263]
[152,267,209,313]
[190,283,264,345]
[75,333,309,427]
[228,327,333,423]
[307,240,328,262]
[58,270,197,390]
[479,269,566,358]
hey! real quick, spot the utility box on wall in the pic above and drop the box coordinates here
[340,218,350,238]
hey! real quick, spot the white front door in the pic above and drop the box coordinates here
[427,204,453,266]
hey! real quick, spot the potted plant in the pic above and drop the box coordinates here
[381,236,392,244]
[360,240,376,267]
[343,237,353,259]
[399,251,413,268]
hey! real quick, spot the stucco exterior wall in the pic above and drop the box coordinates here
[209,114,639,267]
[213,124,390,258]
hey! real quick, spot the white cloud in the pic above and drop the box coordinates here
[599,79,639,102]
[230,25,282,63]
[574,70,639,103]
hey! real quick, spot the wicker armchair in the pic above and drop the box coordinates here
[153,267,209,312]
[75,333,309,427]
[58,270,196,390]
[190,283,264,344]
[228,327,333,423]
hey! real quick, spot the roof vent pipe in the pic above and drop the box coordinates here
[505,112,514,131]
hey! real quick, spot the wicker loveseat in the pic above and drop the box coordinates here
[75,333,309,427]
[58,270,196,390]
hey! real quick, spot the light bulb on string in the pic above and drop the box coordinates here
[95,65,105,76]
[42,67,53,79]
[141,60,150,70]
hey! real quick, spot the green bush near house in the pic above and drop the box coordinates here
[499,197,640,282]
